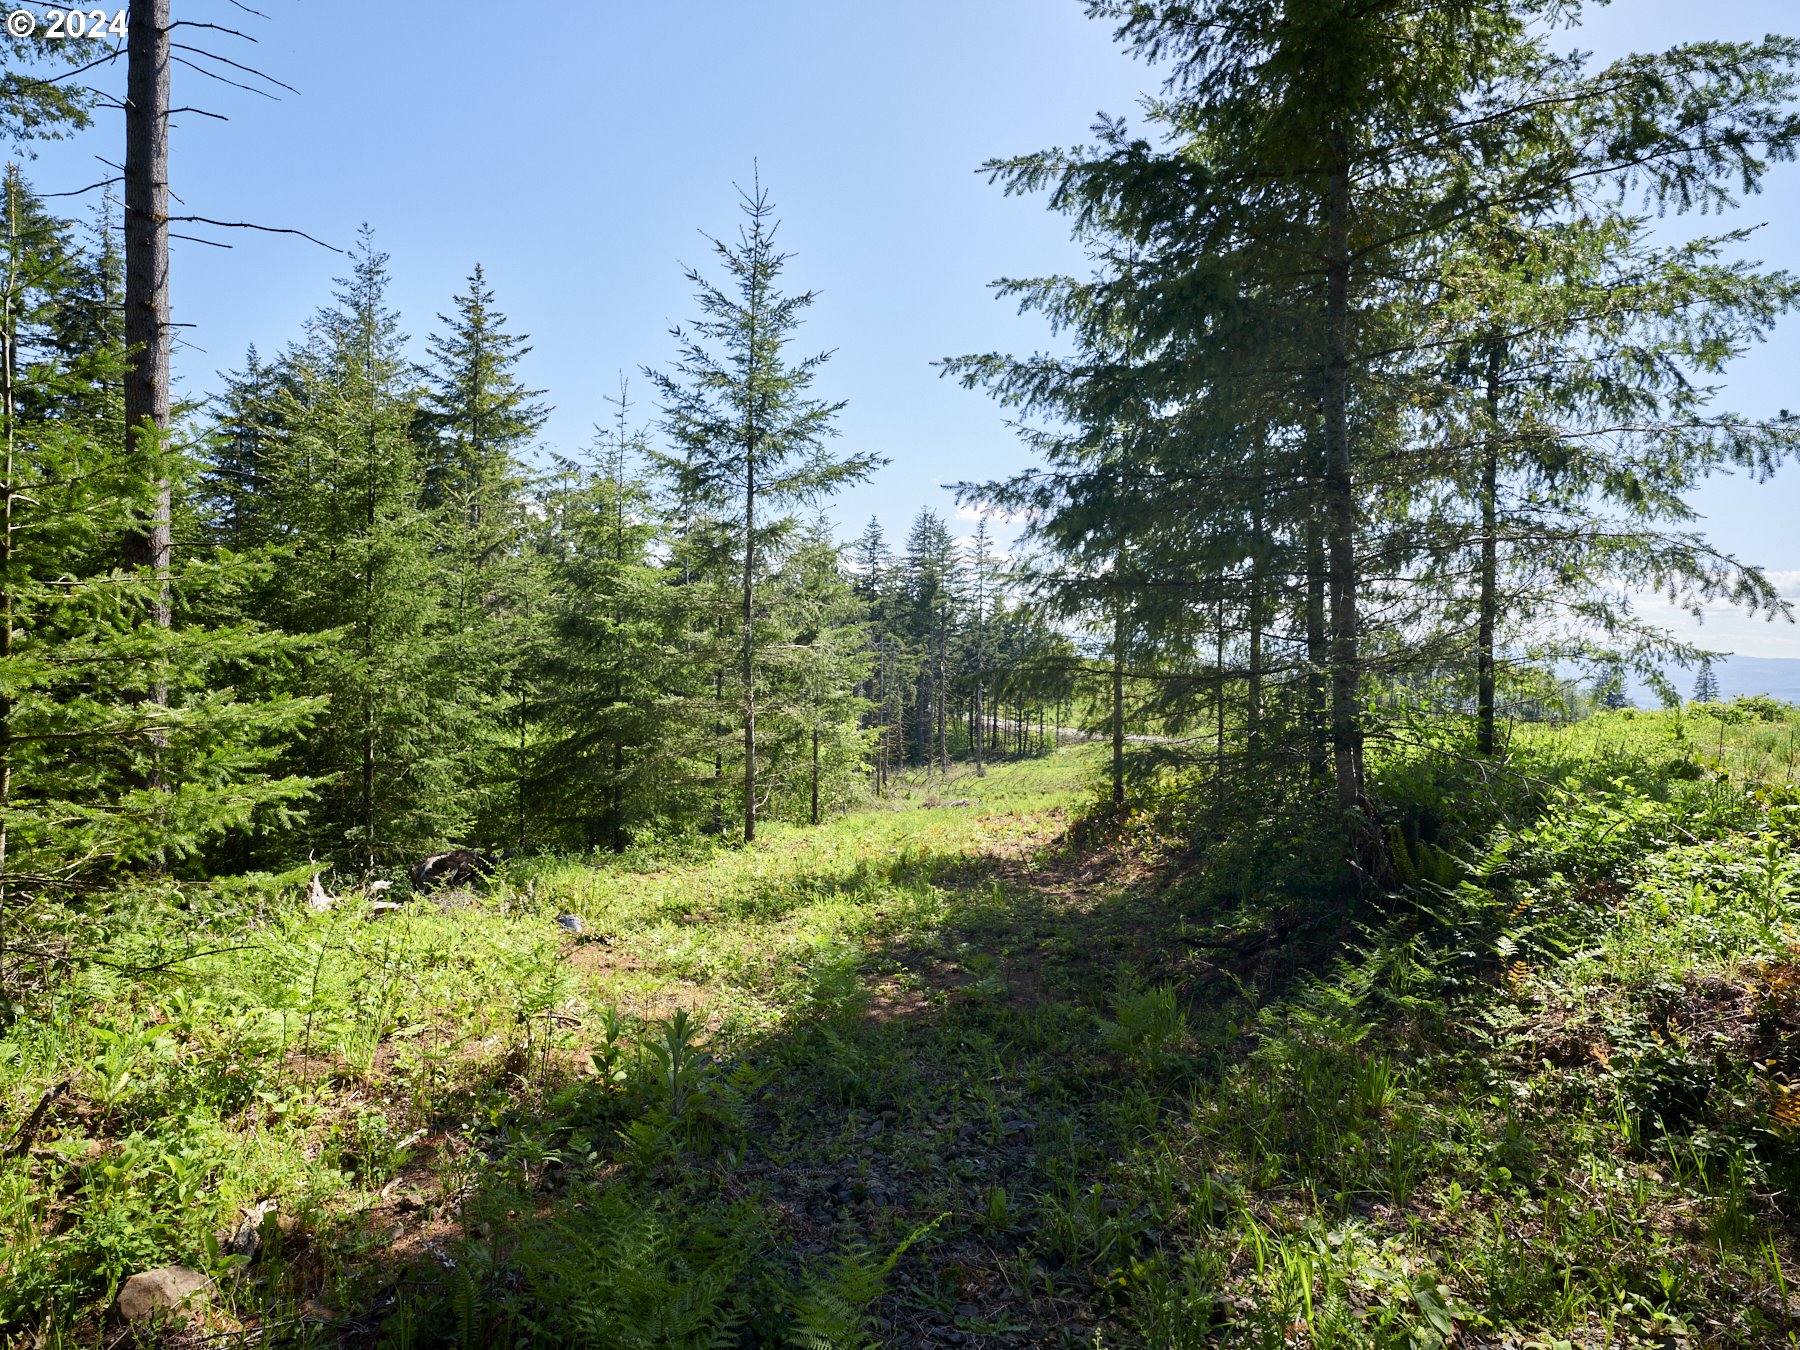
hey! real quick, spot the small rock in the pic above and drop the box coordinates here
[116,1267,214,1325]
[955,1301,980,1320]
[557,913,583,934]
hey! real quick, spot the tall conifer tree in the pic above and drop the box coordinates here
[256,230,458,865]
[422,266,550,836]
[648,177,879,842]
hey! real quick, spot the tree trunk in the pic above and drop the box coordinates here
[1111,596,1126,809]
[1247,480,1265,759]
[712,668,724,834]
[741,457,757,843]
[517,684,528,852]
[362,714,375,870]
[361,332,379,869]
[1305,495,1328,780]
[124,0,172,726]
[1215,599,1227,776]
[1321,135,1390,887]
[1477,339,1502,755]
[1322,148,1363,820]
[936,639,948,774]
[810,725,820,826]
[611,742,624,852]
[973,677,984,776]
[0,181,16,1003]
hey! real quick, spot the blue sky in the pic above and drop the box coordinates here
[13,0,1800,655]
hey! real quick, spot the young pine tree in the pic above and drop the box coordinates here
[764,521,870,826]
[902,509,962,773]
[648,177,881,843]
[533,387,690,851]
[421,265,550,839]
[1692,658,1722,705]
[255,229,461,867]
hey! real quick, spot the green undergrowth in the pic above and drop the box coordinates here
[5,709,1800,1346]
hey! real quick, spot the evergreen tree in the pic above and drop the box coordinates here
[203,345,282,551]
[0,169,315,1005]
[1422,181,1798,756]
[850,516,904,793]
[421,265,550,839]
[533,385,689,851]
[1692,657,1722,704]
[955,0,1800,885]
[902,509,961,772]
[254,229,459,866]
[648,177,880,842]
[966,515,998,777]
[1595,665,1631,712]
[421,264,547,520]
[764,521,870,826]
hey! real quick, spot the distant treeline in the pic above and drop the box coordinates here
[0,176,1079,908]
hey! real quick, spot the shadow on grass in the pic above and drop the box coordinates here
[274,798,1370,1350]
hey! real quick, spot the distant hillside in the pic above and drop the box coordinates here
[1626,655,1800,705]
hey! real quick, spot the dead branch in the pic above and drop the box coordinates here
[169,55,278,100]
[3,1080,70,1160]
[168,21,259,42]
[166,216,341,252]
[39,177,121,198]
[171,43,298,95]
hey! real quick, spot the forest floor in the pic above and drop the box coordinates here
[6,712,1800,1347]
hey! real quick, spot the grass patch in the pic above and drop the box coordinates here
[5,716,1800,1345]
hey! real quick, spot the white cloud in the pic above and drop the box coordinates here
[1627,584,1800,659]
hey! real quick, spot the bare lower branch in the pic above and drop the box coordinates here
[168,20,259,42]
[171,43,299,95]
[169,55,279,100]
[166,216,342,252]
[39,176,121,198]
[7,47,124,86]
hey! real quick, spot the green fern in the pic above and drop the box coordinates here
[785,1218,942,1349]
